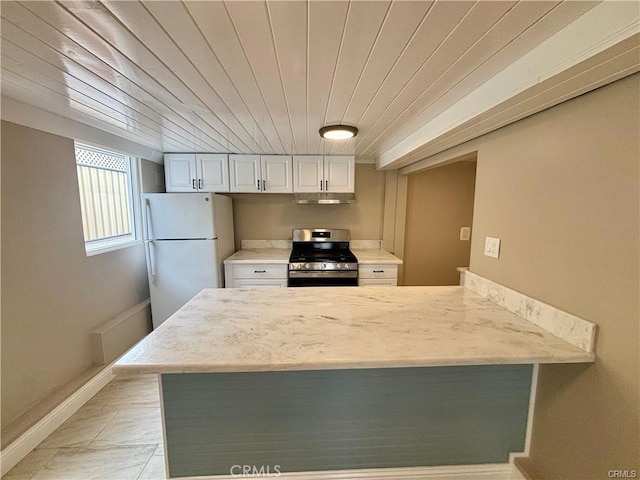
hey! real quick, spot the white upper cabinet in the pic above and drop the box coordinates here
[293,155,354,193]
[230,155,292,193]
[165,153,197,192]
[165,153,229,192]
[324,156,355,193]
[229,155,261,193]
[292,156,324,192]
[166,154,351,194]
[198,154,230,192]
[260,155,293,193]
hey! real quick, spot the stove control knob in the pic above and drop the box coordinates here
[322,263,326,269]
[305,263,311,269]
[337,263,343,269]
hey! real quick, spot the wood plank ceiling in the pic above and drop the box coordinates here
[0,1,636,166]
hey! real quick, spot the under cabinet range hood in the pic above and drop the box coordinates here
[292,193,356,205]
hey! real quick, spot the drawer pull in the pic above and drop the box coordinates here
[373,270,385,273]
[254,270,266,273]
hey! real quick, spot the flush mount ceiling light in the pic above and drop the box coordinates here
[319,125,358,140]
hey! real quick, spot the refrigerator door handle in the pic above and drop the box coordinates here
[146,240,156,277]
[145,199,154,241]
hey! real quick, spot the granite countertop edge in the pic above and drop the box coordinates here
[112,352,595,376]
[115,286,594,375]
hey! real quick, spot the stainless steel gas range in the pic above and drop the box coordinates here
[288,228,358,287]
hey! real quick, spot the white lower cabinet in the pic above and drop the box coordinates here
[358,264,398,286]
[225,262,398,287]
[233,278,288,287]
[359,278,397,286]
[225,263,288,288]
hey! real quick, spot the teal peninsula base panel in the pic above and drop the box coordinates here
[161,365,532,478]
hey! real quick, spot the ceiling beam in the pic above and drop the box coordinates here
[377,1,640,170]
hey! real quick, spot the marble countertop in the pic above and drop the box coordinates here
[224,247,402,265]
[223,249,291,264]
[352,248,403,265]
[114,286,594,375]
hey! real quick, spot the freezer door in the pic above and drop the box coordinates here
[147,239,220,328]
[143,193,217,240]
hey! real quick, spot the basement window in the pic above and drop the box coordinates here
[75,143,139,255]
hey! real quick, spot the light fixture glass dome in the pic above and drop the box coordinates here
[319,125,358,140]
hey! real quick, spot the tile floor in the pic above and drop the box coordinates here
[3,375,166,480]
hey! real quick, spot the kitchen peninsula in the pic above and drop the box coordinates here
[115,285,595,478]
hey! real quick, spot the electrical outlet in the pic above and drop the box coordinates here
[484,236,501,259]
[460,227,471,241]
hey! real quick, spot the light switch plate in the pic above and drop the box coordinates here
[460,227,471,241]
[484,236,501,258]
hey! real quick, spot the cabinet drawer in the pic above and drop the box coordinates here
[233,278,287,288]
[358,264,398,279]
[359,278,397,287]
[232,264,287,279]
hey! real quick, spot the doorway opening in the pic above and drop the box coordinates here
[403,154,477,286]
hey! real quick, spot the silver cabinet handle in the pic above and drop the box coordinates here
[192,179,196,190]
[254,270,266,273]
[198,179,202,189]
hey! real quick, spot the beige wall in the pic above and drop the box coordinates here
[403,161,476,286]
[140,158,165,194]
[1,122,150,428]
[231,163,385,248]
[402,74,639,479]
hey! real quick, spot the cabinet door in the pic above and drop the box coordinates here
[324,156,355,193]
[233,279,287,288]
[358,265,398,279]
[197,154,229,192]
[229,155,261,193]
[293,156,323,192]
[261,155,292,193]
[358,278,397,287]
[164,154,197,192]
[233,264,288,279]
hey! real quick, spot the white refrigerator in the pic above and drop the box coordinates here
[142,193,235,328]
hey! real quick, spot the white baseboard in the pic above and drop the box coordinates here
[0,364,115,476]
[180,464,514,480]
[509,453,531,480]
